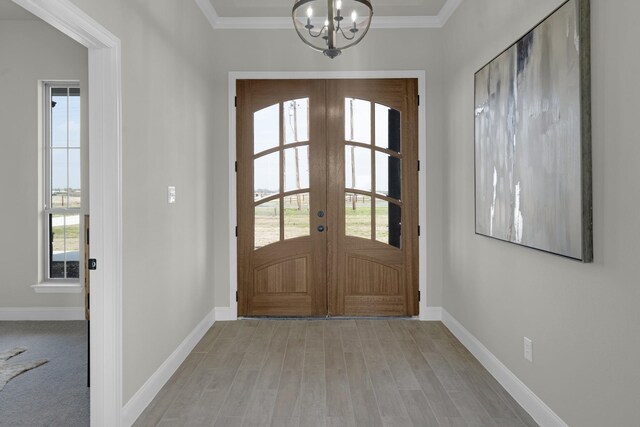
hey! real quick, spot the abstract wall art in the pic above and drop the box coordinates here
[474,0,592,261]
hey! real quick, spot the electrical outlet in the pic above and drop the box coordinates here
[167,186,176,204]
[524,337,533,363]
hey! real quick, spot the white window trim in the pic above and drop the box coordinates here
[41,82,83,285]
[31,283,83,293]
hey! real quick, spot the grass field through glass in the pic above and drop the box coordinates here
[254,194,391,249]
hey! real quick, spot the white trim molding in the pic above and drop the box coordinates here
[441,310,569,427]
[196,0,464,30]
[12,1,124,426]
[0,307,85,321]
[215,306,237,321]
[31,283,83,294]
[122,309,216,426]
[228,70,428,322]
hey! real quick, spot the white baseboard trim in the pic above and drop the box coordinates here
[441,309,568,427]
[420,306,443,321]
[121,308,216,426]
[0,307,84,321]
[215,306,237,321]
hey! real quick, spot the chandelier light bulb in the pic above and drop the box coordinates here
[336,1,342,11]
[351,10,357,22]
[307,6,313,18]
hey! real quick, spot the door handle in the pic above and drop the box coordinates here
[317,225,326,232]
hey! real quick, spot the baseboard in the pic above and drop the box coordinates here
[121,308,216,426]
[420,306,442,321]
[441,309,568,427]
[215,306,237,321]
[0,307,84,321]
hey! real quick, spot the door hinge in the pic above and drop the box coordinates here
[236,291,238,302]
[235,226,238,237]
[417,95,420,106]
[418,291,421,302]
[235,161,238,172]
[418,225,421,236]
[234,96,237,108]
[86,227,90,245]
[417,160,420,172]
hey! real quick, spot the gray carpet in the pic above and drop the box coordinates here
[0,321,89,427]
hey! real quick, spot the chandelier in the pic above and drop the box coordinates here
[292,0,373,59]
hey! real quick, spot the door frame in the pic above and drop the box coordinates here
[14,0,123,425]
[228,71,429,320]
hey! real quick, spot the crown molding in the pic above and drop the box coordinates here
[195,0,464,30]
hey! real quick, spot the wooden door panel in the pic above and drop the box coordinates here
[327,79,419,316]
[237,80,327,317]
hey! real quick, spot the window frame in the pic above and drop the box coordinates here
[42,81,82,283]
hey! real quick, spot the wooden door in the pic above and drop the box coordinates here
[237,79,418,317]
[327,79,419,316]
[237,80,327,316]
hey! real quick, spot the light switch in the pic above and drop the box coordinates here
[168,186,176,204]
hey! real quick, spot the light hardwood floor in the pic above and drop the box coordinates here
[134,320,537,427]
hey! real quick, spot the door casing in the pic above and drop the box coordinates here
[227,71,429,320]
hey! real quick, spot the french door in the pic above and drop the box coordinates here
[237,79,418,317]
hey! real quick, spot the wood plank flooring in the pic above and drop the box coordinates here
[134,320,537,427]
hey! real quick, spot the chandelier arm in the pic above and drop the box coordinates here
[337,26,356,41]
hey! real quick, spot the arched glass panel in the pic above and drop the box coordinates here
[255,199,280,249]
[345,145,371,192]
[284,192,310,240]
[284,98,309,144]
[254,152,279,201]
[254,103,279,154]
[284,146,309,192]
[345,98,371,144]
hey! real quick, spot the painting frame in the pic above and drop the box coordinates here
[473,0,592,262]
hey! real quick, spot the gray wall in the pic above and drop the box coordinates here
[441,0,640,425]
[206,28,447,312]
[0,19,87,308]
[65,0,219,402]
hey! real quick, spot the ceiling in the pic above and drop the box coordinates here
[0,0,38,20]
[209,0,448,18]
[199,0,463,29]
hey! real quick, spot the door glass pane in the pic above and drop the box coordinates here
[284,146,309,192]
[51,149,68,208]
[345,193,371,239]
[51,88,68,148]
[375,152,401,200]
[345,98,371,144]
[255,199,280,249]
[375,104,401,153]
[254,152,280,201]
[284,98,309,144]
[254,103,280,154]
[376,199,402,249]
[284,192,310,240]
[345,145,371,192]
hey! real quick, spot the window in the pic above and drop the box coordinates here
[44,83,81,280]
